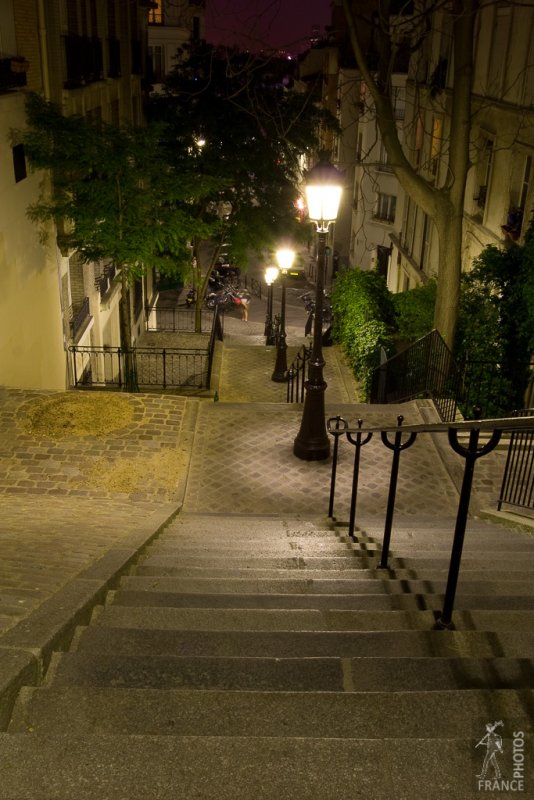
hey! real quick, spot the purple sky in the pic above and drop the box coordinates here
[205,0,332,54]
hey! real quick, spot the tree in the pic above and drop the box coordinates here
[456,223,534,414]
[150,43,337,329]
[20,93,206,385]
[341,0,478,349]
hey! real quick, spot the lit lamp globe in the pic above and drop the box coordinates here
[271,249,294,382]
[305,161,343,231]
[275,248,295,273]
[264,266,279,285]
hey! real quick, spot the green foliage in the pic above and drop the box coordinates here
[456,230,534,416]
[149,43,338,269]
[331,268,395,396]
[21,93,205,280]
[392,280,436,343]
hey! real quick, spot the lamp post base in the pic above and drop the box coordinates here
[293,377,330,460]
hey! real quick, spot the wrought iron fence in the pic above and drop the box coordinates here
[498,408,534,515]
[70,305,223,391]
[370,329,461,422]
[145,304,215,333]
[287,344,311,403]
[69,345,210,390]
[327,412,534,629]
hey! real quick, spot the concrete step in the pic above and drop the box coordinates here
[135,564,534,580]
[138,550,534,571]
[45,650,534,692]
[110,589,534,612]
[0,732,516,800]
[71,625,534,660]
[10,685,533,738]
[145,542,370,556]
[90,604,534,633]
[119,574,534,596]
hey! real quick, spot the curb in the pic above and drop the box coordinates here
[0,503,182,729]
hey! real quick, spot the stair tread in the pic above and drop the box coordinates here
[0,732,512,800]
[73,626,534,659]
[110,589,534,611]
[119,575,534,595]
[10,686,534,738]
[48,651,534,692]
[92,605,534,632]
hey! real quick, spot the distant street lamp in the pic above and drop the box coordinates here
[294,159,343,460]
[271,248,295,382]
[264,265,279,345]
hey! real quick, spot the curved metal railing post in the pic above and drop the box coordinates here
[379,415,418,569]
[327,416,348,519]
[434,424,502,630]
[346,419,373,538]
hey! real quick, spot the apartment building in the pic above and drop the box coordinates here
[0,0,151,390]
[390,1,534,293]
[147,0,205,88]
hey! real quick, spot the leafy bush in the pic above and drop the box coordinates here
[392,279,436,343]
[456,231,534,416]
[331,268,395,396]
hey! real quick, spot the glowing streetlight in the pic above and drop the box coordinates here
[293,159,343,460]
[271,248,295,382]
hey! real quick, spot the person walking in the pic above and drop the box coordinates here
[239,294,250,322]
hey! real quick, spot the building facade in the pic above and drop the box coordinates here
[390,1,534,293]
[147,0,205,88]
[0,0,154,391]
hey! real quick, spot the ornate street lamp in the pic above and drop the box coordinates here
[293,159,343,460]
[264,265,279,345]
[271,248,295,382]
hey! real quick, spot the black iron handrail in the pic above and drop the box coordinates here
[370,329,461,421]
[327,412,534,631]
[286,344,312,403]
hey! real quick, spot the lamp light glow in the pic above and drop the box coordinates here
[304,161,344,229]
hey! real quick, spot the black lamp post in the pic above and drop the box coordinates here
[264,266,278,345]
[271,248,295,382]
[294,159,343,461]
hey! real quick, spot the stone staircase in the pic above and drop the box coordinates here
[2,512,534,798]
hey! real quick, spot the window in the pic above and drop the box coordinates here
[12,144,26,183]
[520,155,532,211]
[356,132,363,161]
[488,5,511,97]
[430,117,442,177]
[148,0,163,24]
[148,45,164,82]
[393,87,405,120]
[378,142,390,171]
[376,193,397,223]
[420,214,432,271]
[475,137,493,211]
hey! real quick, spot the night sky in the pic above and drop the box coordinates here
[205,0,333,54]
